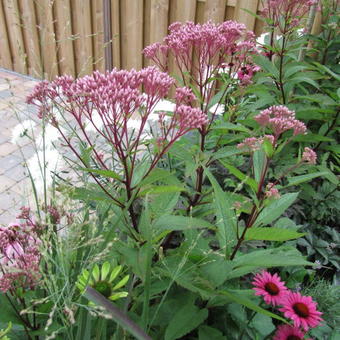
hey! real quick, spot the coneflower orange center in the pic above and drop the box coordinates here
[264,282,279,295]
[293,303,309,318]
[287,336,301,340]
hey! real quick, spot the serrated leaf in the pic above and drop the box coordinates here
[286,172,329,187]
[254,193,299,227]
[218,290,286,322]
[164,304,208,340]
[138,185,184,197]
[80,168,122,181]
[205,168,237,257]
[245,227,305,241]
[212,122,250,132]
[154,215,215,231]
[220,161,257,191]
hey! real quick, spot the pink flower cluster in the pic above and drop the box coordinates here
[27,67,207,166]
[302,147,317,165]
[237,134,275,152]
[265,182,281,199]
[261,0,318,33]
[0,220,41,293]
[144,21,258,120]
[252,271,322,337]
[237,64,261,85]
[255,105,306,137]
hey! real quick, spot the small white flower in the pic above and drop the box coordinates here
[11,120,36,145]
[36,125,61,150]
[26,149,63,195]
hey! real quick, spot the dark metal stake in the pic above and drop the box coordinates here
[103,0,113,70]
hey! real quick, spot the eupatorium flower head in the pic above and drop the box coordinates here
[255,105,306,137]
[0,222,41,293]
[302,147,317,165]
[261,0,318,33]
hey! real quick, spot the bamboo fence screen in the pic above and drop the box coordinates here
[0,0,267,79]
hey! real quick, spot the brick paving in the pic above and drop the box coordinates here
[0,68,38,224]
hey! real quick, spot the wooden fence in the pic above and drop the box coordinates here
[0,0,267,79]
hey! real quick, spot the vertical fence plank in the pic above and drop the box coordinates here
[0,2,12,70]
[3,0,27,74]
[19,0,42,77]
[204,0,226,23]
[120,0,144,70]
[54,0,75,76]
[169,0,196,23]
[36,0,59,79]
[72,0,93,76]
[111,0,121,69]
[225,5,235,21]
[92,0,104,72]
[195,0,206,24]
[144,0,169,66]
[234,0,259,30]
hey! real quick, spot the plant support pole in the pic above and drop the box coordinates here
[103,0,113,70]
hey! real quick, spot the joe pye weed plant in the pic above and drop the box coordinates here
[1,0,339,339]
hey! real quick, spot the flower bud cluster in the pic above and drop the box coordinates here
[302,147,317,165]
[143,21,259,111]
[255,105,306,137]
[261,0,318,33]
[237,135,275,152]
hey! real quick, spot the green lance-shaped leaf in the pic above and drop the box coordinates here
[205,168,237,258]
[154,215,215,231]
[285,172,329,187]
[219,289,286,322]
[244,227,305,241]
[253,192,299,227]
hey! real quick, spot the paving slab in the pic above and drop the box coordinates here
[0,68,39,225]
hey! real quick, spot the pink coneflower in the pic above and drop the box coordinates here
[252,271,288,306]
[273,324,306,340]
[279,291,322,331]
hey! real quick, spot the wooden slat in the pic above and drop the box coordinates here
[36,0,58,79]
[225,5,235,21]
[144,0,169,66]
[195,0,206,24]
[169,0,196,23]
[92,0,104,72]
[111,0,121,69]
[72,0,93,76]
[0,2,12,70]
[19,0,42,77]
[120,0,144,70]
[254,17,265,36]
[54,0,75,76]
[3,0,26,74]
[203,0,226,23]
[234,0,259,30]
